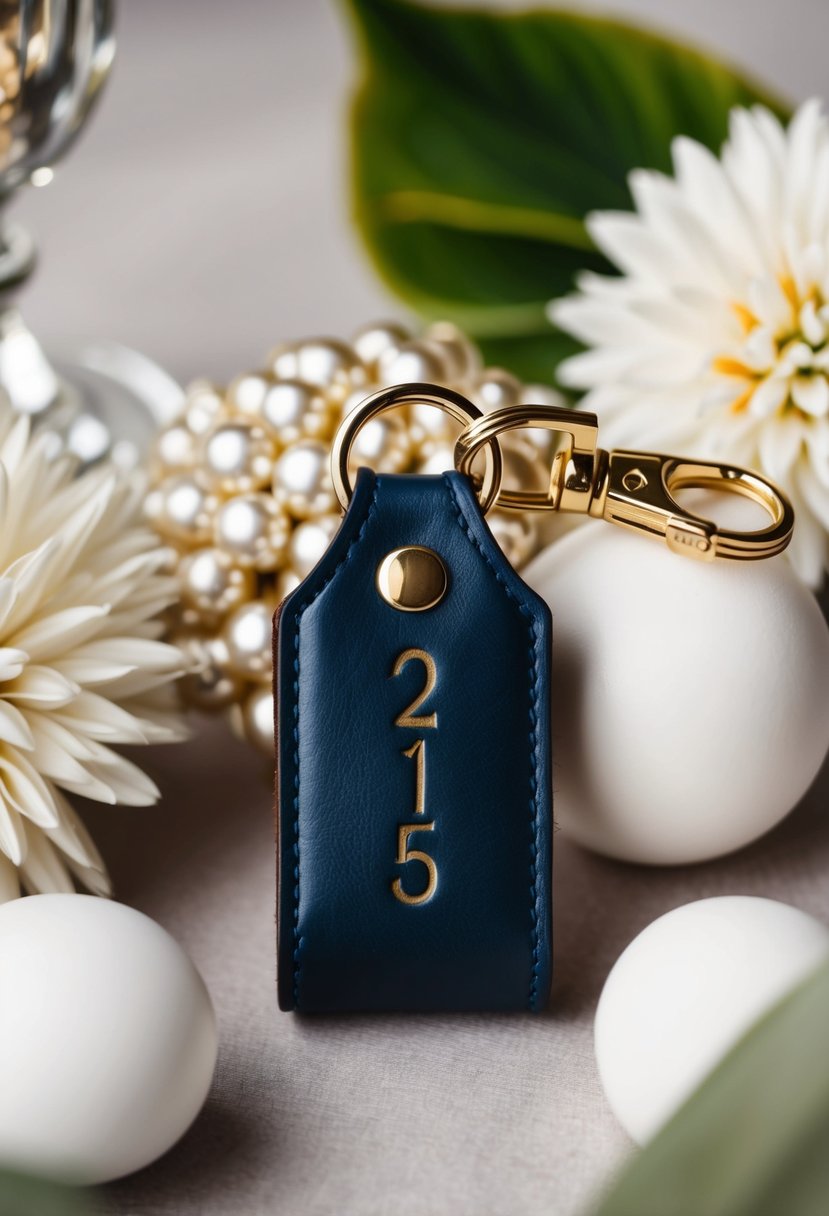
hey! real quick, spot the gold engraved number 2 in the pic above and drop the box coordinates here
[391,648,438,905]
[392,648,437,729]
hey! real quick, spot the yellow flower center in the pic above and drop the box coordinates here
[713,277,828,419]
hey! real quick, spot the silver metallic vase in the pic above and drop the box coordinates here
[0,0,181,463]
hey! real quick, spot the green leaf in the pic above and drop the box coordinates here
[0,1169,88,1216]
[344,0,790,384]
[593,961,829,1216]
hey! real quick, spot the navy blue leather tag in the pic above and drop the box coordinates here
[275,470,552,1013]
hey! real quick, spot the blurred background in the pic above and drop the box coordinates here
[14,0,829,389]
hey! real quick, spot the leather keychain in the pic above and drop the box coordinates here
[274,383,793,1015]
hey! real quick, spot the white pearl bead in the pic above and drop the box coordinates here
[270,339,365,394]
[226,373,272,416]
[501,439,549,496]
[178,548,255,619]
[473,369,522,411]
[520,382,566,408]
[202,422,275,494]
[183,380,226,436]
[288,516,341,579]
[341,388,373,418]
[518,383,567,453]
[146,475,217,545]
[416,443,456,475]
[275,568,302,600]
[423,321,481,381]
[153,424,196,473]
[242,684,275,754]
[351,414,413,474]
[408,402,456,445]
[257,380,333,445]
[351,322,411,372]
[272,440,337,519]
[223,601,273,679]
[214,493,290,570]
[376,340,449,389]
[177,634,244,710]
[486,511,538,568]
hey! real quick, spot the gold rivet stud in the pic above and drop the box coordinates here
[376,546,448,612]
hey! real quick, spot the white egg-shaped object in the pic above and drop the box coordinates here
[523,525,829,864]
[0,895,218,1184]
[595,896,829,1142]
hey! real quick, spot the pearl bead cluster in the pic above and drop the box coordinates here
[145,321,562,754]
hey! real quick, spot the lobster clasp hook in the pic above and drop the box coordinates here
[591,451,795,561]
[453,401,794,562]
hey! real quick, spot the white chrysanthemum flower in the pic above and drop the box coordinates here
[550,99,829,587]
[0,402,186,900]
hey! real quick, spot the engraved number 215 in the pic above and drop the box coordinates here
[390,649,438,905]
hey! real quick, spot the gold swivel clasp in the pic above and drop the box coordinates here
[454,403,794,562]
[331,385,794,563]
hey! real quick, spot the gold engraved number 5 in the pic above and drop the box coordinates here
[391,824,437,906]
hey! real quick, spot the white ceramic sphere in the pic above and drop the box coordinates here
[0,890,216,1181]
[595,896,829,1143]
[0,895,218,1183]
[523,525,829,864]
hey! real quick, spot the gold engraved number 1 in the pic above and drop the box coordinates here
[391,648,438,905]
[402,739,426,816]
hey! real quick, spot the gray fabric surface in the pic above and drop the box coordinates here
[12,1,829,1212]
[84,724,829,1216]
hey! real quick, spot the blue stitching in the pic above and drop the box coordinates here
[290,484,380,1008]
[443,475,542,1011]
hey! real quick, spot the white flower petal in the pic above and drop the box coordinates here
[0,646,28,683]
[799,298,826,346]
[672,134,762,272]
[805,424,829,485]
[66,861,111,898]
[0,796,26,866]
[0,852,20,899]
[586,212,675,281]
[3,665,79,709]
[0,389,185,895]
[747,275,795,332]
[0,415,31,477]
[52,691,154,745]
[791,374,829,417]
[797,460,829,531]
[0,579,16,632]
[0,753,60,829]
[741,326,778,372]
[749,376,790,418]
[10,604,110,662]
[758,414,804,482]
[786,483,827,587]
[0,701,34,750]
[85,754,161,807]
[19,826,75,895]
[58,637,184,678]
[46,791,106,872]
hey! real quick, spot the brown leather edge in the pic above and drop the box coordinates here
[272,597,293,1011]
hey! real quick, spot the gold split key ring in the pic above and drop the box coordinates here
[332,384,794,562]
